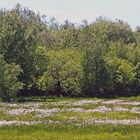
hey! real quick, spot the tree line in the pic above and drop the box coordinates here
[0,4,140,101]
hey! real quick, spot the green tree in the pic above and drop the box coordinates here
[0,4,46,85]
[106,56,136,95]
[79,18,135,48]
[55,24,80,48]
[37,49,84,97]
[28,46,48,88]
[83,45,109,96]
[127,46,140,92]
[0,55,23,102]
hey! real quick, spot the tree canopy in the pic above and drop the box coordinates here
[0,4,140,101]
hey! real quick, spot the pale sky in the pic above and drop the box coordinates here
[0,0,140,29]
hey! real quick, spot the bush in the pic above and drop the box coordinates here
[0,55,23,102]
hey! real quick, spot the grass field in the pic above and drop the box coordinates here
[0,96,140,140]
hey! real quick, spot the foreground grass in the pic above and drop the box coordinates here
[0,124,140,140]
[0,96,140,139]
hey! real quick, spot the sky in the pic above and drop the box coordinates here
[0,0,140,29]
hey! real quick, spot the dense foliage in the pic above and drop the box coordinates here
[0,55,23,101]
[0,4,140,101]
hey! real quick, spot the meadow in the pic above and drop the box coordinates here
[0,96,140,140]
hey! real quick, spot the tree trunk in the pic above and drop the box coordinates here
[56,81,61,97]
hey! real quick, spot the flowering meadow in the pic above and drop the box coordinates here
[0,97,140,139]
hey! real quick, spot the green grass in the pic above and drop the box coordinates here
[0,124,140,140]
[116,95,140,101]
[0,96,140,139]
[50,111,140,121]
